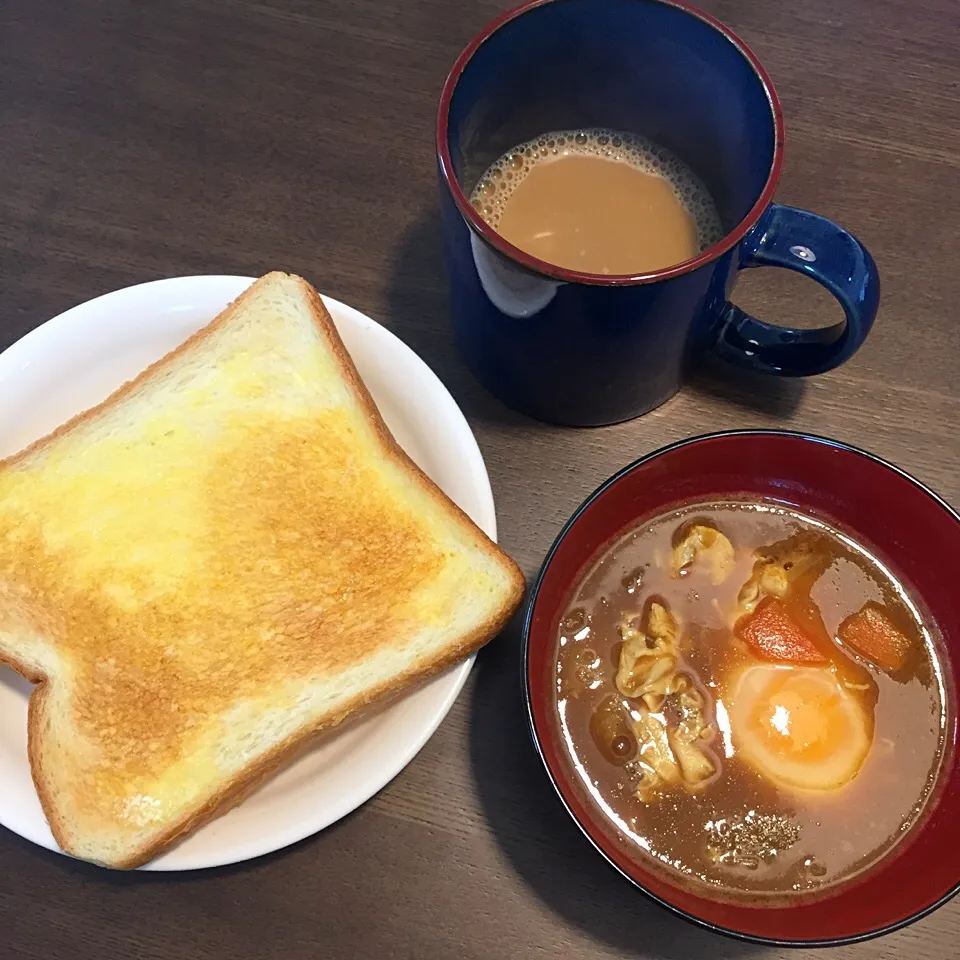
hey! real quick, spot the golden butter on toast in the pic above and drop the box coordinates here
[0,272,525,868]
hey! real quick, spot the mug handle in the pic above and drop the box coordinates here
[711,203,880,376]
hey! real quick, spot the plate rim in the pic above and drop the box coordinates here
[0,274,495,871]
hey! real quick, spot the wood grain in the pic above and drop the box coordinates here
[1,0,959,957]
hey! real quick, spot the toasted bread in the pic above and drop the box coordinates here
[0,272,525,868]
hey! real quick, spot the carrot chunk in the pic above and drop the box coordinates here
[736,597,829,664]
[838,605,912,673]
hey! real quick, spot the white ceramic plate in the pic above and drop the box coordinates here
[0,276,495,871]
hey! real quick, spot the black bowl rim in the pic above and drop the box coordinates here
[521,428,960,948]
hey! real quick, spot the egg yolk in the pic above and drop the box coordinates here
[729,665,873,793]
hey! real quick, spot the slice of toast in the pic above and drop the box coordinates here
[0,272,525,868]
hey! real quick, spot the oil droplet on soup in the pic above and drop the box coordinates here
[553,500,949,899]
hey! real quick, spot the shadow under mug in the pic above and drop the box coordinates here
[436,0,880,427]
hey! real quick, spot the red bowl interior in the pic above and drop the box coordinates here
[524,431,960,945]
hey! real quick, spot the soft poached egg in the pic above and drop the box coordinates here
[728,665,872,793]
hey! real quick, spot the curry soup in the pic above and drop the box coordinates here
[555,500,949,899]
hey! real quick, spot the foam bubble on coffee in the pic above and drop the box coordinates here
[470,128,724,257]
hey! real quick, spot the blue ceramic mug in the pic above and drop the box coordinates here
[436,0,880,426]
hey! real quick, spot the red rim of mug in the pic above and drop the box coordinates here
[436,0,785,286]
[522,430,960,946]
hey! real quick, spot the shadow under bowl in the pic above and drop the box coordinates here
[523,429,960,946]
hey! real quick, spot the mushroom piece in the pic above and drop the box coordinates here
[639,664,687,713]
[669,734,716,785]
[616,641,677,706]
[633,709,681,791]
[647,600,679,646]
[735,561,791,620]
[616,600,719,798]
[615,602,680,704]
[668,687,716,785]
[733,536,829,622]
[671,524,736,584]
[632,693,717,798]
[618,600,677,649]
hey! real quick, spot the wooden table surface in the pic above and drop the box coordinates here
[2,0,959,957]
